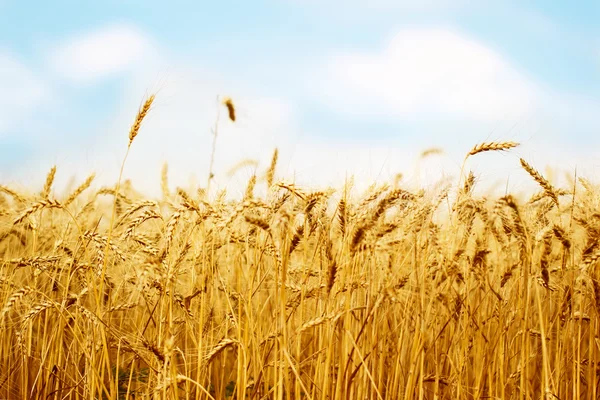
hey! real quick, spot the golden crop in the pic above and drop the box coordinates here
[0,95,597,399]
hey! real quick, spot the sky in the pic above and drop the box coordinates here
[0,0,599,197]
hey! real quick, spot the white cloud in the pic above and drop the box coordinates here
[319,28,539,120]
[49,24,155,84]
[0,52,49,134]
[4,25,598,201]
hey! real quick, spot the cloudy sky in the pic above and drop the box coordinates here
[0,1,598,196]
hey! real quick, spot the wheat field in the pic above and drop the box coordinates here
[1,95,599,399]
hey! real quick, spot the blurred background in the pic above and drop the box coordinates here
[0,0,598,196]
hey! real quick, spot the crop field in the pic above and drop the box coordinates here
[1,95,599,399]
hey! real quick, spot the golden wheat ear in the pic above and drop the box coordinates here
[161,162,170,200]
[519,158,559,206]
[41,165,57,199]
[63,173,95,207]
[222,97,236,122]
[467,141,520,158]
[457,141,520,193]
[420,147,443,158]
[266,148,279,188]
[128,94,155,146]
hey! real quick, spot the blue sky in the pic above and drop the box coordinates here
[0,0,599,195]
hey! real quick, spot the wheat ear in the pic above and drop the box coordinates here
[41,165,57,199]
[128,94,155,146]
[519,158,559,206]
[467,141,520,157]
